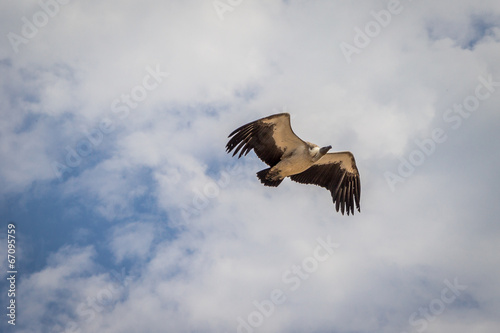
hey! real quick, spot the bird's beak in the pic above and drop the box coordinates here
[319,145,332,155]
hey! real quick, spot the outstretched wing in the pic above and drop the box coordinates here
[290,152,361,215]
[226,113,306,167]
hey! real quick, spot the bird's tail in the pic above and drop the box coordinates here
[256,168,283,187]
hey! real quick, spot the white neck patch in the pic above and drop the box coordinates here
[310,146,320,157]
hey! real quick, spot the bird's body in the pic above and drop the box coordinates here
[226,113,361,215]
[268,143,314,177]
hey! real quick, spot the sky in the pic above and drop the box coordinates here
[0,0,500,332]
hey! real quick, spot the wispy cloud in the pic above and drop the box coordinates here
[1,0,500,332]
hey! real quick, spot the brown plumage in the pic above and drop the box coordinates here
[226,113,361,215]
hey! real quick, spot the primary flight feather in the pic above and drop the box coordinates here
[226,113,361,215]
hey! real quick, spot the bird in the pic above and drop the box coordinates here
[226,113,361,215]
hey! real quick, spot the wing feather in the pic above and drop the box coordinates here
[290,152,361,215]
[226,113,306,167]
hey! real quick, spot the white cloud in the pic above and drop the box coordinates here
[61,157,150,220]
[109,221,157,263]
[1,0,500,332]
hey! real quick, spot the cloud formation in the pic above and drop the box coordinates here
[1,0,500,332]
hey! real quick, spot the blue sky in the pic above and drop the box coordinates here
[1,0,500,332]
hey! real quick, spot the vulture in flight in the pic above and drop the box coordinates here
[226,113,361,215]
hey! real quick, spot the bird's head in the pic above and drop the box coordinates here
[310,145,331,162]
[319,145,332,156]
